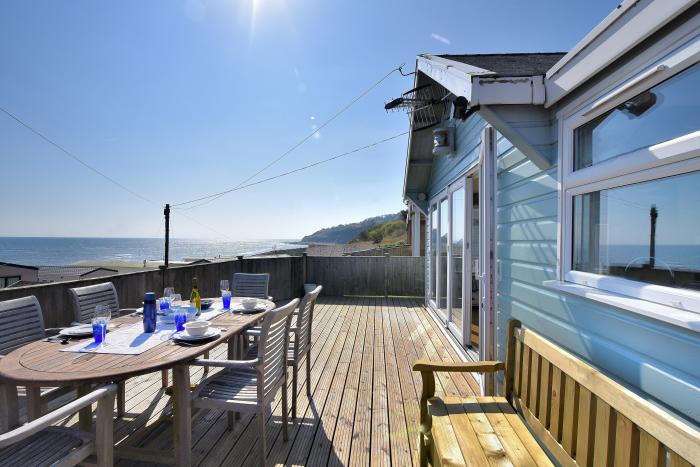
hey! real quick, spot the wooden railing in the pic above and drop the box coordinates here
[0,255,424,327]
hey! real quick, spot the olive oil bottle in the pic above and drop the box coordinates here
[190,276,201,314]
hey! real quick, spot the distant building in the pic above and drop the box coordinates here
[37,266,119,283]
[0,262,39,288]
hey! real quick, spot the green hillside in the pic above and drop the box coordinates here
[350,219,407,245]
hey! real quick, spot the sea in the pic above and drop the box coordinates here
[0,237,304,267]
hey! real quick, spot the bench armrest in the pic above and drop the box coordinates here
[0,383,117,449]
[412,360,504,373]
[413,360,505,433]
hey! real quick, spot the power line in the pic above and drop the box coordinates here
[171,63,406,209]
[172,131,408,207]
[0,105,236,241]
[0,106,155,205]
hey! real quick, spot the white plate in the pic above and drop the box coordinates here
[59,324,112,337]
[233,304,267,313]
[172,327,221,341]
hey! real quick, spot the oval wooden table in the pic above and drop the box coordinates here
[0,297,275,466]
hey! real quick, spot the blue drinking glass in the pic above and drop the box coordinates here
[222,290,231,310]
[92,318,107,345]
[174,309,187,332]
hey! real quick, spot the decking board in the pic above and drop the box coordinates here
[54,297,477,466]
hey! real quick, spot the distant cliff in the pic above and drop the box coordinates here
[301,212,404,244]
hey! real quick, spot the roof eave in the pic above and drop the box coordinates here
[417,55,547,106]
[544,0,697,108]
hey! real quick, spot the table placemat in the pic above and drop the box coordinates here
[61,321,178,355]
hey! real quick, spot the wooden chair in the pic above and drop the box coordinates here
[245,286,323,419]
[232,273,272,300]
[0,296,75,428]
[68,282,141,417]
[68,282,137,324]
[413,320,700,466]
[191,298,299,467]
[0,383,116,467]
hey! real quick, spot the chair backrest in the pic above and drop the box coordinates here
[505,320,700,467]
[256,298,299,402]
[68,282,120,323]
[0,296,45,355]
[232,273,270,299]
[294,285,322,355]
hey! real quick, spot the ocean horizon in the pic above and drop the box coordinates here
[0,237,303,267]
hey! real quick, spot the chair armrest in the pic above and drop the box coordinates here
[412,360,504,433]
[191,358,259,369]
[243,327,261,338]
[0,384,117,449]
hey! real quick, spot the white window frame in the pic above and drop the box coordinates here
[557,32,700,318]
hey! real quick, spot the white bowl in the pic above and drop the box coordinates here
[184,320,210,337]
[242,298,258,310]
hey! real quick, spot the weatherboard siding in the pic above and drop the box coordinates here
[426,114,486,197]
[494,133,700,425]
[423,113,700,424]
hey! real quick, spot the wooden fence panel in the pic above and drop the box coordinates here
[306,256,424,297]
[0,255,423,327]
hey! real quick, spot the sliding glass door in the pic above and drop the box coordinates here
[428,176,473,347]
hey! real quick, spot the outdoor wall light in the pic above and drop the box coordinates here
[432,126,455,157]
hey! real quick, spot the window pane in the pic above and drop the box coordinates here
[439,198,449,309]
[451,187,464,335]
[429,205,437,302]
[573,170,700,291]
[574,63,700,170]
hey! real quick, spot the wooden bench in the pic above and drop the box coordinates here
[413,320,700,466]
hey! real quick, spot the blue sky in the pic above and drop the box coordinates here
[1,0,617,240]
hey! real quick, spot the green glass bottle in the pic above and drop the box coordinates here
[190,276,201,314]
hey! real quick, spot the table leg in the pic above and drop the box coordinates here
[78,384,92,431]
[27,386,42,422]
[172,364,191,467]
[0,383,19,433]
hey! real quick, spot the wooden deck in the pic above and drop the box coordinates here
[56,297,479,466]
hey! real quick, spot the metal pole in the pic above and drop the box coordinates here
[649,204,658,268]
[164,204,170,269]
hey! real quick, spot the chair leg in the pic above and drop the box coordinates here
[95,388,116,467]
[0,383,19,433]
[227,412,235,431]
[257,406,267,467]
[26,386,42,422]
[116,381,126,418]
[161,369,169,388]
[292,364,298,420]
[202,351,210,377]
[306,353,312,397]
[281,383,289,442]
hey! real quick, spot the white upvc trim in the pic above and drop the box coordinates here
[545,0,697,107]
[416,55,547,105]
[556,30,700,321]
[543,280,700,333]
[417,55,475,100]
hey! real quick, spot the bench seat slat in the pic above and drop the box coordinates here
[432,396,554,466]
[429,397,467,466]
[443,396,490,466]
